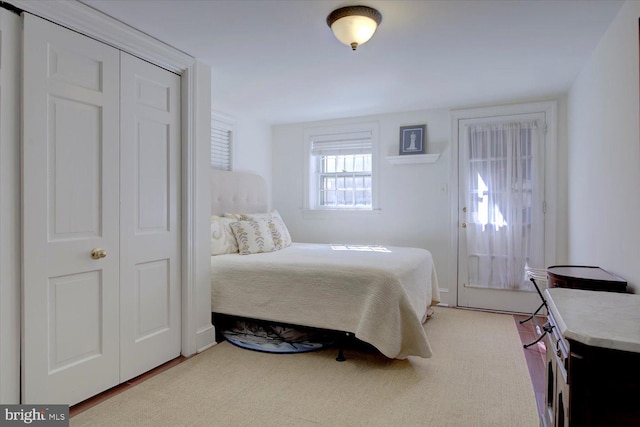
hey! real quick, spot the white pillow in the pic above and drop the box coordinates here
[230,220,276,255]
[210,216,239,255]
[240,209,292,250]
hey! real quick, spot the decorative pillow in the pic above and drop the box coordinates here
[223,213,243,220]
[210,216,239,255]
[230,220,276,255]
[240,209,292,250]
[270,210,292,247]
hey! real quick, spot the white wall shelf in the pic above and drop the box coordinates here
[386,153,440,164]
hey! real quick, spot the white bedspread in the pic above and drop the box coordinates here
[211,242,440,359]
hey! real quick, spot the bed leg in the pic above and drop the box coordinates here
[335,332,350,361]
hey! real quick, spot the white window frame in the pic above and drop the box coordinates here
[303,121,379,216]
[211,111,235,171]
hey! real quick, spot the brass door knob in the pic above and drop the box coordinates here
[91,248,107,259]
[461,222,467,228]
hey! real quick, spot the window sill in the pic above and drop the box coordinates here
[301,209,381,219]
[386,153,440,164]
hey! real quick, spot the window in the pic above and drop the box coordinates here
[467,122,537,230]
[305,123,378,211]
[317,153,371,208]
[211,112,234,171]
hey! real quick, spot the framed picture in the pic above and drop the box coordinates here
[399,124,426,155]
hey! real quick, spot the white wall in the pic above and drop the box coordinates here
[567,0,640,292]
[211,105,273,200]
[272,109,453,302]
[232,116,272,188]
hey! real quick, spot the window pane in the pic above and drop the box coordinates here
[355,190,367,206]
[345,176,354,189]
[317,153,372,208]
[323,176,335,190]
[354,156,363,171]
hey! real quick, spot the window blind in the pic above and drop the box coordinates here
[310,130,372,156]
[211,122,232,171]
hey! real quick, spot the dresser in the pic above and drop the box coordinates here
[547,265,627,292]
[543,288,640,427]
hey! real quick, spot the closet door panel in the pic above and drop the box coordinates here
[48,97,102,240]
[22,14,120,405]
[119,52,181,382]
[136,118,169,231]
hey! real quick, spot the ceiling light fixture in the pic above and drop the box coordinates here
[326,5,382,51]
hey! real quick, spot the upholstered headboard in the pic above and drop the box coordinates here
[210,169,269,216]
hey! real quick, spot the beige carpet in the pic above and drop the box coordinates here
[71,307,539,427]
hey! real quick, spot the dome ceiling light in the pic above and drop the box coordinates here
[326,5,382,51]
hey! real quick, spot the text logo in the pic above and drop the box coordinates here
[0,405,68,427]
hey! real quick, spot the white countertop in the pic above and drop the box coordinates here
[545,288,640,353]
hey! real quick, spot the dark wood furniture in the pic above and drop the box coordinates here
[546,265,627,293]
[544,288,640,427]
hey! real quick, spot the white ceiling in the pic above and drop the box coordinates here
[81,0,623,125]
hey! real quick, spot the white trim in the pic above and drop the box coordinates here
[449,101,558,308]
[212,111,236,125]
[6,0,212,365]
[7,0,193,73]
[191,62,217,354]
[180,63,199,357]
[386,153,440,164]
[0,8,22,404]
[301,208,382,220]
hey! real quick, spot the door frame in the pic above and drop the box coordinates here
[449,101,558,309]
[0,7,22,403]
[2,0,215,403]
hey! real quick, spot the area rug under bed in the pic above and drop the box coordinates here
[222,319,333,354]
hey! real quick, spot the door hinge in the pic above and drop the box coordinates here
[543,201,547,214]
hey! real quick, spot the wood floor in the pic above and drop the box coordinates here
[514,313,547,419]
[71,313,548,419]
[70,356,187,418]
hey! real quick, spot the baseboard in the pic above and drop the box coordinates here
[196,324,217,353]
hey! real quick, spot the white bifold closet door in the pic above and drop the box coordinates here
[22,14,181,405]
[119,52,181,383]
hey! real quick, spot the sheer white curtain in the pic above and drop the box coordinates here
[463,120,544,291]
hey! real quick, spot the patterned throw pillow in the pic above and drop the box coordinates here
[230,220,276,255]
[269,210,292,248]
[240,209,292,250]
[210,216,239,255]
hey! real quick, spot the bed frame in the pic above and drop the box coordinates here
[210,169,269,216]
[209,169,355,360]
[211,313,359,361]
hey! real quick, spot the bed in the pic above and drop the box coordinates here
[209,169,440,359]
